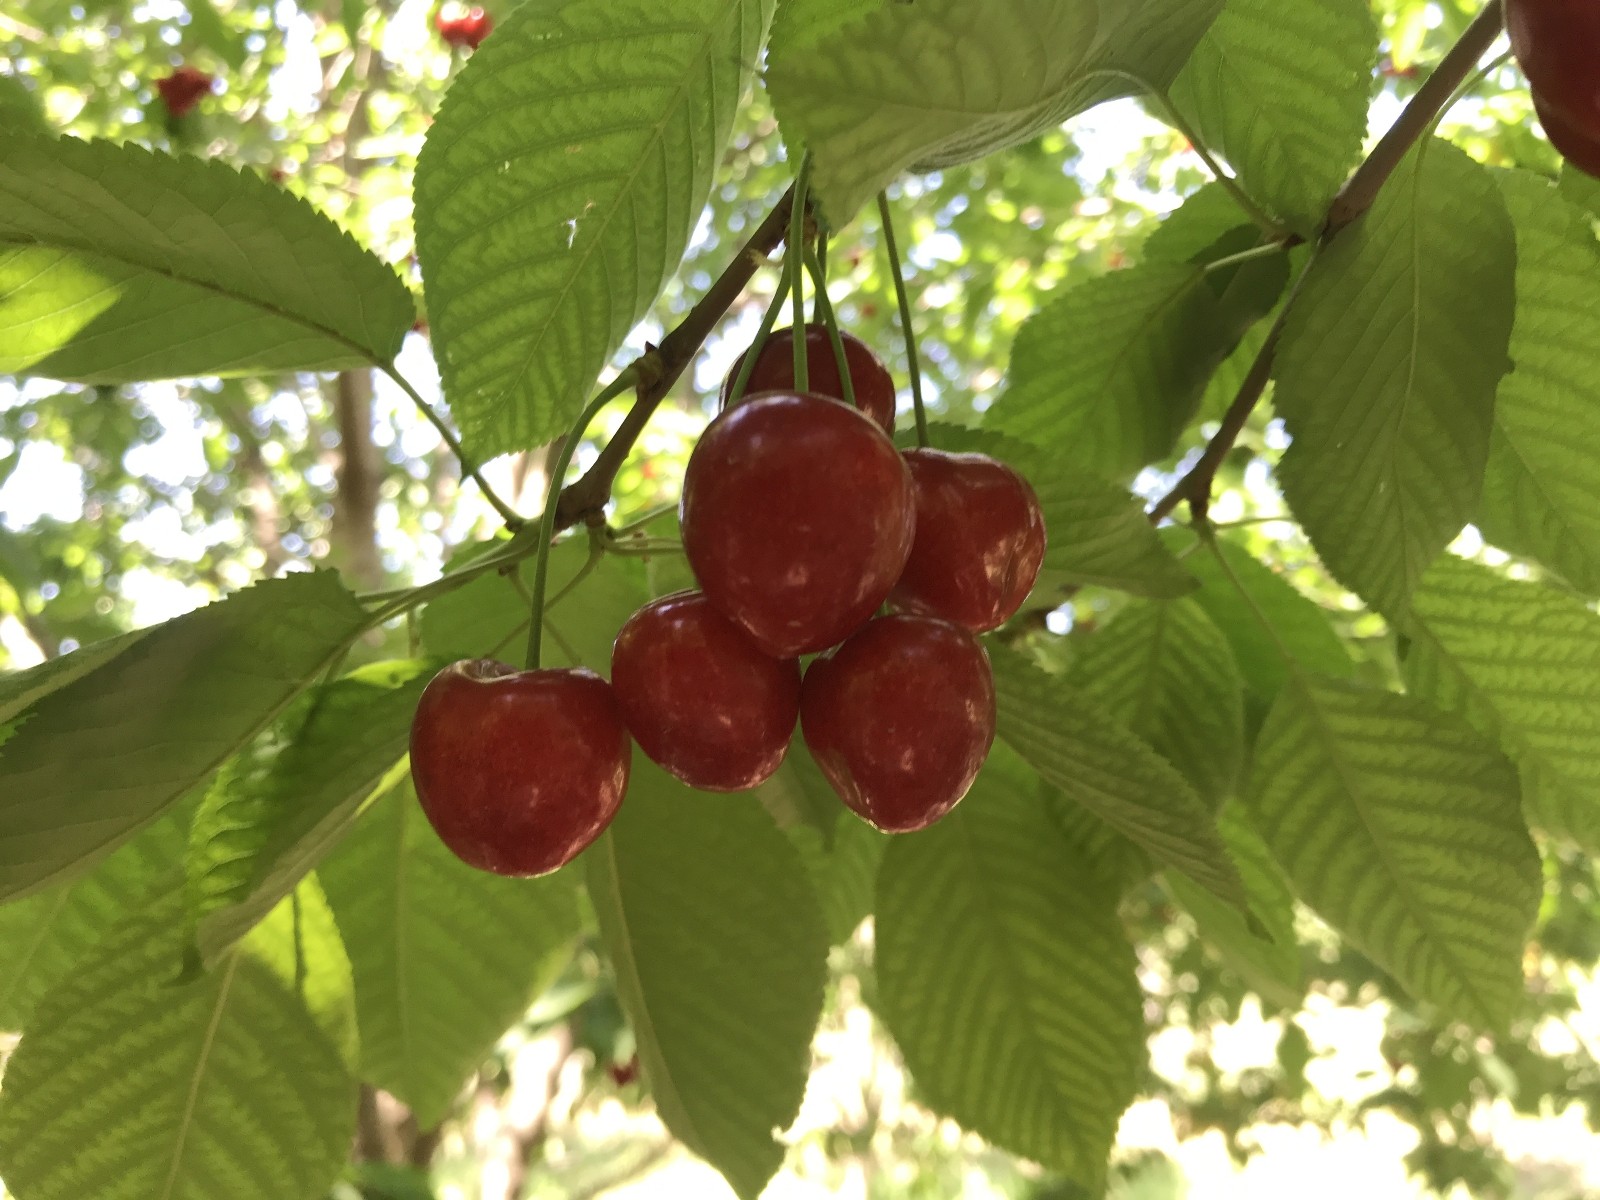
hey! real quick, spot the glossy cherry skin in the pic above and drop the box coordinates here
[409,660,630,876]
[611,591,801,791]
[154,66,215,118]
[681,391,916,658]
[722,326,896,434]
[434,6,492,49]
[1507,0,1600,136]
[890,448,1047,632]
[800,614,996,833]
[1534,92,1600,179]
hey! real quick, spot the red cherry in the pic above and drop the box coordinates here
[800,614,996,833]
[610,591,801,791]
[608,1056,640,1087]
[435,6,491,49]
[889,449,1047,632]
[409,660,630,876]
[1507,0,1600,137]
[681,391,916,658]
[154,66,216,119]
[1533,91,1600,179]
[722,326,896,434]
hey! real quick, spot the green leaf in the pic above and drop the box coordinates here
[1178,535,1355,718]
[0,572,369,902]
[186,660,435,965]
[0,134,413,382]
[1272,139,1516,616]
[1163,803,1302,1008]
[0,627,147,727]
[787,815,886,947]
[1477,171,1600,594]
[1168,0,1377,235]
[991,263,1232,478]
[414,0,773,463]
[421,538,649,675]
[1067,598,1244,809]
[874,750,1143,1189]
[0,75,48,134]
[923,424,1195,598]
[751,737,843,844]
[1402,554,1600,854]
[319,782,584,1127]
[990,645,1248,913]
[1248,676,1539,1031]
[0,799,191,1032]
[0,878,358,1200]
[587,763,828,1200]
[767,0,1223,224]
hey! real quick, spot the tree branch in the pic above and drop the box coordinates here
[1148,0,1507,524]
[1325,3,1506,235]
[551,184,796,530]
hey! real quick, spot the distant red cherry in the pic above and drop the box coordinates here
[435,6,492,49]
[154,66,215,119]
[409,660,630,876]
[890,449,1047,632]
[722,326,896,434]
[681,391,916,658]
[800,615,996,833]
[610,591,801,792]
[608,1056,640,1087]
[1533,91,1600,179]
[1507,0,1600,137]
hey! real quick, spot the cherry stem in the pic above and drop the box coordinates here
[877,190,929,448]
[1324,1,1505,234]
[789,156,813,393]
[525,369,639,670]
[724,257,793,409]
[805,245,857,412]
[812,229,829,324]
[381,365,524,530]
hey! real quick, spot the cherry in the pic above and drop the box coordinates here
[1507,0,1600,138]
[681,391,916,658]
[890,448,1047,632]
[154,66,215,119]
[435,6,493,49]
[722,325,896,434]
[610,591,801,791]
[409,660,630,876]
[1534,92,1600,179]
[800,614,996,833]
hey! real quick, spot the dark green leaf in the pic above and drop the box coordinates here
[991,263,1232,478]
[991,645,1248,912]
[1249,676,1538,1031]
[1273,140,1516,615]
[1403,554,1600,854]
[587,763,827,1200]
[875,749,1143,1189]
[1478,171,1600,594]
[1168,0,1377,234]
[414,0,774,462]
[186,659,436,964]
[1164,803,1302,1008]
[0,572,369,901]
[0,134,413,381]
[0,879,357,1200]
[320,782,584,1127]
[1067,598,1244,808]
[767,0,1223,223]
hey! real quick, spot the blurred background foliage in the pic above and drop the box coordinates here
[2,0,1598,1196]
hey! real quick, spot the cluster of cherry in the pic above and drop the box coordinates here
[409,329,1046,878]
[1508,0,1600,178]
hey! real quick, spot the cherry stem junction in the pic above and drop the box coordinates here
[877,190,929,448]
[525,368,640,670]
[805,244,858,412]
